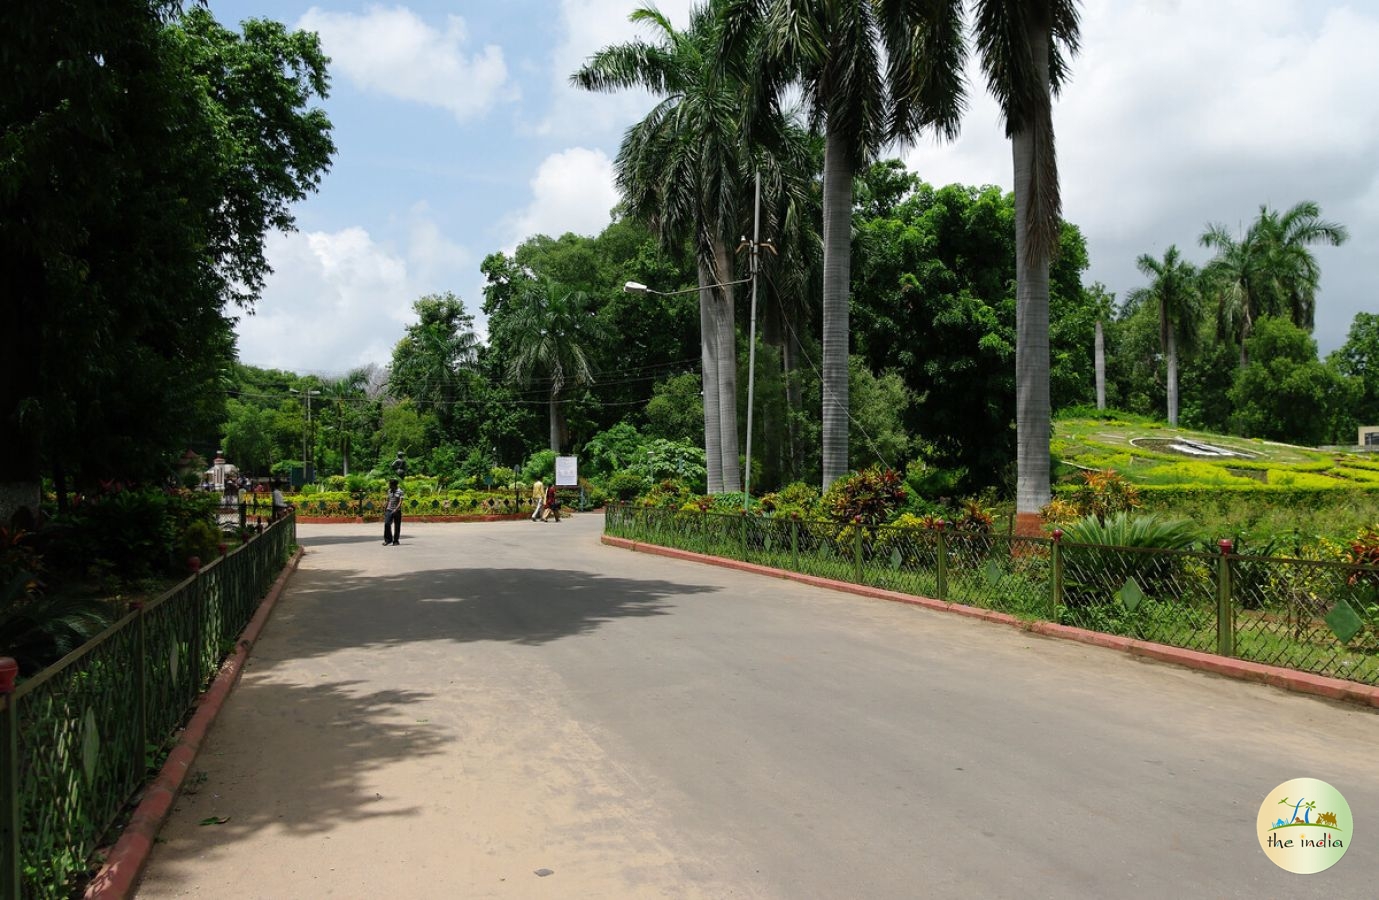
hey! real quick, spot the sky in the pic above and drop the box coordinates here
[211,0,1379,375]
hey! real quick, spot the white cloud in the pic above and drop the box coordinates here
[532,0,697,139]
[904,0,1379,352]
[236,213,475,373]
[297,5,514,121]
[503,147,620,248]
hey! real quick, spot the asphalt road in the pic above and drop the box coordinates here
[138,515,1379,898]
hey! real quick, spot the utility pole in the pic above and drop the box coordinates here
[289,388,321,484]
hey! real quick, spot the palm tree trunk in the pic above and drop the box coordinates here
[548,392,563,452]
[698,260,724,493]
[1013,21,1054,534]
[1094,319,1106,410]
[714,239,741,492]
[821,128,852,490]
[1166,328,1179,426]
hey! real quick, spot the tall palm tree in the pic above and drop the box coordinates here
[1126,246,1199,427]
[723,0,967,490]
[388,292,481,423]
[971,0,1081,532]
[321,367,369,476]
[502,281,599,452]
[1201,201,1348,365]
[573,5,749,492]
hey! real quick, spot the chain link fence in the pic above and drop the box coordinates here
[606,504,1379,687]
[1,513,296,900]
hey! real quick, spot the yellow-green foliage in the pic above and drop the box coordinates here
[1134,462,1258,486]
[1336,467,1379,483]
[1266,470,1346,488]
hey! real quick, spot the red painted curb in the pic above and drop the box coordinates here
[84,548,305,900]
[601,535,1379,709]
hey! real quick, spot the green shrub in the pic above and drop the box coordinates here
[1061,512,1201,609]
[578,478,607,508]
[1,527,114,674]
[759,482,821,518]
[582,423,646,478]
[44,488,218,584]
[1062,512,1199,549]
[522,449,557,484]
[179,520,222,565]
[822,467,906,526]
[626,439,708,494]
[640,479,696,510]
[604,470,647,502]
[903,457,965,500]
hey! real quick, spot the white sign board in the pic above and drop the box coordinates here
[555,456,579,486]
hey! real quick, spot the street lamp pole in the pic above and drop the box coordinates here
[289,388,321,484]
[743,172,761,512]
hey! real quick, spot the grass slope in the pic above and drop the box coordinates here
[1053,414,1378,489]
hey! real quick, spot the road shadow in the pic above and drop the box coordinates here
[296,532,393,548]
[139,678,446,888]
[252,566,718,666]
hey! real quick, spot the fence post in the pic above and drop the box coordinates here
[133,602,148,783]
[740,513,748,561]
[1050,529,1064,620]
[936,522,948,602]
[1,658,20,900]
[791,516,800,572]
[1216,539,1235,658]
[853,517,864,584]
[190,573,204,692]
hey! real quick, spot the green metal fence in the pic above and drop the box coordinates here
[605,504,1379,685]
[0,513,296,900]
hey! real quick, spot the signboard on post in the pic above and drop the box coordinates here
[555,456,578,486]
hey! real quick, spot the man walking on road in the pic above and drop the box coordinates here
[383,478,404,545]
[530,477,545,522]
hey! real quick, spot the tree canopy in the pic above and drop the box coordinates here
[0,2,333,515]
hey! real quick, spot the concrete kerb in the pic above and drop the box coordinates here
[84,548,305,900]
[601,535,1379,710]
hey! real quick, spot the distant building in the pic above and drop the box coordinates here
[1360,427,1379,448]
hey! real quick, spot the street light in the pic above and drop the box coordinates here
[623,278,749,297]
[288,388,321,484]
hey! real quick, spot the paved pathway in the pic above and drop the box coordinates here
[138,515,1379,898]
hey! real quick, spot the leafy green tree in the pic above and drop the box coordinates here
[581,423,648,478]
[319,368,370,477]
[1200,201,1348,365]
[1228,317,1355,445]
[1328,312,1379,433]
[1125,246,1200,426]
[376,401,433,465]
[644,373,705,443]
[388,293,482,444]
[499,282,601,451]
[479,223,699,455]
[972,0,1083,530]
[0,3,333,520]
[723,0,968,489]
[847,360,915,471]
[221,401,276,475]
[851,177,1090,491]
